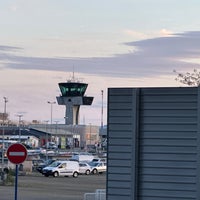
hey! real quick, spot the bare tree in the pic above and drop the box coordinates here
[173,69,200,86]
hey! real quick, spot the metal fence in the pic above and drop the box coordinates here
[83,189,106,200]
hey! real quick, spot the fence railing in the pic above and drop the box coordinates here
[83,189,106,200]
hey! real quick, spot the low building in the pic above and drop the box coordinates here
[29,124,100,150]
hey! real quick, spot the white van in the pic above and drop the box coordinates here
[42,160,79,178]
[71,152,94,162]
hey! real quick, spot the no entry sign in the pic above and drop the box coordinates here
[7,143,27,165]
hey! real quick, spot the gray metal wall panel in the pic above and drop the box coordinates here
[196,87,200,198]
[107,88,139,200]
[107,195,131,200]
[138,87,198,200]
[107,86,200,200]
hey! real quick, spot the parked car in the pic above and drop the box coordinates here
[98,151,107,158]
[42,142,57,149]
[37,159,57,173]
[32,159,45,171]
[79,162,92,175]
[90,157,107,163]
[71,152,94,163]
[42,160,79,178]
[87,144,96,153]
[89,162,107,174]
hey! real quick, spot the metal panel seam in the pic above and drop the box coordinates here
[131,88,140,200]
[196,86,200,200]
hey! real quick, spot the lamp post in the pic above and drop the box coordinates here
[16,114,23,143]
[47,101,56,125]
[1,97,8,182]
[47,101,56,143]
[54,120,59,147]
[47,101,56,144]
[101,90,104,128]
[89,123,92,145]
[71,124,74,150]
[44,120,49,161]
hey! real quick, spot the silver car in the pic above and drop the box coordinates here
[79,162,92,175]
[89,162,107,174]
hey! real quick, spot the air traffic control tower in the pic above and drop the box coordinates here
[56,80,94,125]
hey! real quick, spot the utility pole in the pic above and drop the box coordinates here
[54,120,59,147]
[101,90,104,128]
[47,101,56,125]
[47,101,56,143]
[44,120,49,161]
[89,123,92,145]
[16,114,23,143]
[1,97,8,183]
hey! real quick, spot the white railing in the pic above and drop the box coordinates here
[83,189,106,200]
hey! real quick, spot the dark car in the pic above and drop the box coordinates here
[36,159,56,173]
[32,159,46,171]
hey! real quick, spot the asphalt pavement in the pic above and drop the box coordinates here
[0,172,106,200]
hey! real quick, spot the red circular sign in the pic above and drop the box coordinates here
[7,143,27,164]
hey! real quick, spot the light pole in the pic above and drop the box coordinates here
[47,101,56,125]
[71,124,74,150]
[101,90,104,128]
[47,101,56,143]
[44,120,49,161]
[1,97,8,182]
[47,101,56,144]
[54,120,59,147]
[89,123,92,145]
[16,114,23,143]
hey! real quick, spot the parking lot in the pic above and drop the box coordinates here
[0,172,106,200]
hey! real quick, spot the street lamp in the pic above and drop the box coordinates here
[44,120,49,161]
[16,114,23,142]
[101,90,104,128]
[54,120,59,147]
[89,123,92,145]
[47,101,56,125]
[47,101,56,143]
[1,97,8,182]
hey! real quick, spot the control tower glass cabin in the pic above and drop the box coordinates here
[56,81,94,125]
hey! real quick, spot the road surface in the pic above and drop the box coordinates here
[0,172,106,200]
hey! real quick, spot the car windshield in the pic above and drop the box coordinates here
[45,159,56,165]
[89,162,99,167]
[49,161,61,167]
[92,159,99,162]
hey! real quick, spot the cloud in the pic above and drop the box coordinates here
[10,5,18,12]
[0,45,22,52]
[123,29,147,39]
[0,31,200,79]
[159,29,173,37]
[3,31,200,124]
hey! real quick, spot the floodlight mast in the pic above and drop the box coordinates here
[1,97,8,183]
[47,101,56,125]
[101,90,104,128]
[16,114,23,143]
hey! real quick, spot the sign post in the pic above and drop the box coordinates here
[7,143,27,200]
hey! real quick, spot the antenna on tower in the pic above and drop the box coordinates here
[67,66,77,83]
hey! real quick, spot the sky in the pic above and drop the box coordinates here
[0,0,200,126]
